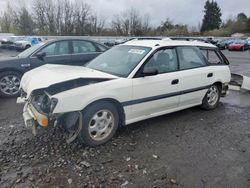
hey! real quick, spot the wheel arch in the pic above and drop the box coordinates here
[213,81,222,91]
[82,98,126,127]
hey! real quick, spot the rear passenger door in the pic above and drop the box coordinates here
[71,40,102,66]
[177,46,214,107]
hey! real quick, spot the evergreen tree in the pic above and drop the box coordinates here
[201,0,222,32]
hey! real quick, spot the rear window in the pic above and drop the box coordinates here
[201,49,222,64]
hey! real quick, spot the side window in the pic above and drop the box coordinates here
[40,43,56,56]
[40,41,70,56]
[177,47,207,70]
[144,48,178,74]
[96,43,107,52]
[72,41,97,53]
[201,49,222,64]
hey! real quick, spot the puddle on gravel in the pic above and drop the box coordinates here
[221,90,250,108]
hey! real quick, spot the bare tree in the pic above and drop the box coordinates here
[33,0,47,34]
[73,1,91,35]
[111,8,151,36]
[0,3,14,33]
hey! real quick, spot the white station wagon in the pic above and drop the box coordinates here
[17,39,231,146]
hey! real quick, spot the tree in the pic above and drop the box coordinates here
[201,0,222,32]
[14,7,34,35]
[0,3,13,33]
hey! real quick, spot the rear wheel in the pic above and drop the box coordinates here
[201,84,221,110]
[79,101,119,146]
[25,45,31,50]
[0,71,22,97]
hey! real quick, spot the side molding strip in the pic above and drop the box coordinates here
[122,85,211,106]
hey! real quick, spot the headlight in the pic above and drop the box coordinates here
[50,98,58,113]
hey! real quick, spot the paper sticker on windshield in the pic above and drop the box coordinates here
[128,49,145,54]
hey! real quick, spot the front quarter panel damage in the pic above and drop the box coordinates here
[52,78,132,116]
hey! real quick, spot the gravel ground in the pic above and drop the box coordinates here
[0,48,250,188]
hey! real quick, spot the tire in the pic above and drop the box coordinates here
[79,101,119,146]
[25,45,31,49]
[201,84,221,110]
[0,71,22,97]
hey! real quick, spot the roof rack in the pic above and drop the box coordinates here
[131,37,172,41]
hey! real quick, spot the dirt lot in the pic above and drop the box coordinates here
[0,48,250,188]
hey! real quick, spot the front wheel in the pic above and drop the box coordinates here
[201,84,221,110]
[79,101,119,146]
[0,71,22,97]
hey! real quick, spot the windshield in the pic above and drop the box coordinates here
[234,40,244,44]
[86,45,151,77]
[18,42,45,58]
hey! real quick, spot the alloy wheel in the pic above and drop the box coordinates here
[0,75,20,96]
[207,85,219,106]
[88,109,114,141]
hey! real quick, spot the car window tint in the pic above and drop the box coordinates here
[177,47,206,70]
[144,48,178,74]
[96,43,107,52]
[201,49,222,64]
[40,41,70,56]
[73,41,97,53]
[40,43,56,56]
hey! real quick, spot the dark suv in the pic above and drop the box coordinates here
[0,39,108,97]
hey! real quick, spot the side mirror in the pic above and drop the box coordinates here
[141,67,158,77]
[36,52,46,60]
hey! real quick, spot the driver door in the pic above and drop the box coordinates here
[29,41,71,69]
[130,48,182,120]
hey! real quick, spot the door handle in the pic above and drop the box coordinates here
[207,73,213,78]
[171,79,179,85]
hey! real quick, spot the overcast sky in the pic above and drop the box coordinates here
[1,0,250,28]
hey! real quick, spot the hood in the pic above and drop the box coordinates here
[0,56,20,62]
[230,43,242,46]
[21,64,118,97]
[15,40,29,44]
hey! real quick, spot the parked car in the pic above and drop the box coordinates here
[216,39,227,50]
[1,36,25,49]
[0,33,14,48]
[14,36,43,51]
[228,40,249,51]
[247,37,250,49]
[223,38,237,48]
[17,40,231,146]
[0,39,108,97]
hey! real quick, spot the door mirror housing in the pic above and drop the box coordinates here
[36,52,46,60]
[141,67,158,77]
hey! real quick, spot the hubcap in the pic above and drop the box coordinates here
[207,86,219,106]
[88,110,114,141]
[0,75,20,96]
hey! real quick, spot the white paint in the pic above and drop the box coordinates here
[20,40,231,126]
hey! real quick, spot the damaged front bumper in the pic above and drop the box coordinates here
[19,97,82,143]
[22,102,50,135]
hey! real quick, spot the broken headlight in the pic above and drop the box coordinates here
[31,91,58,114]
